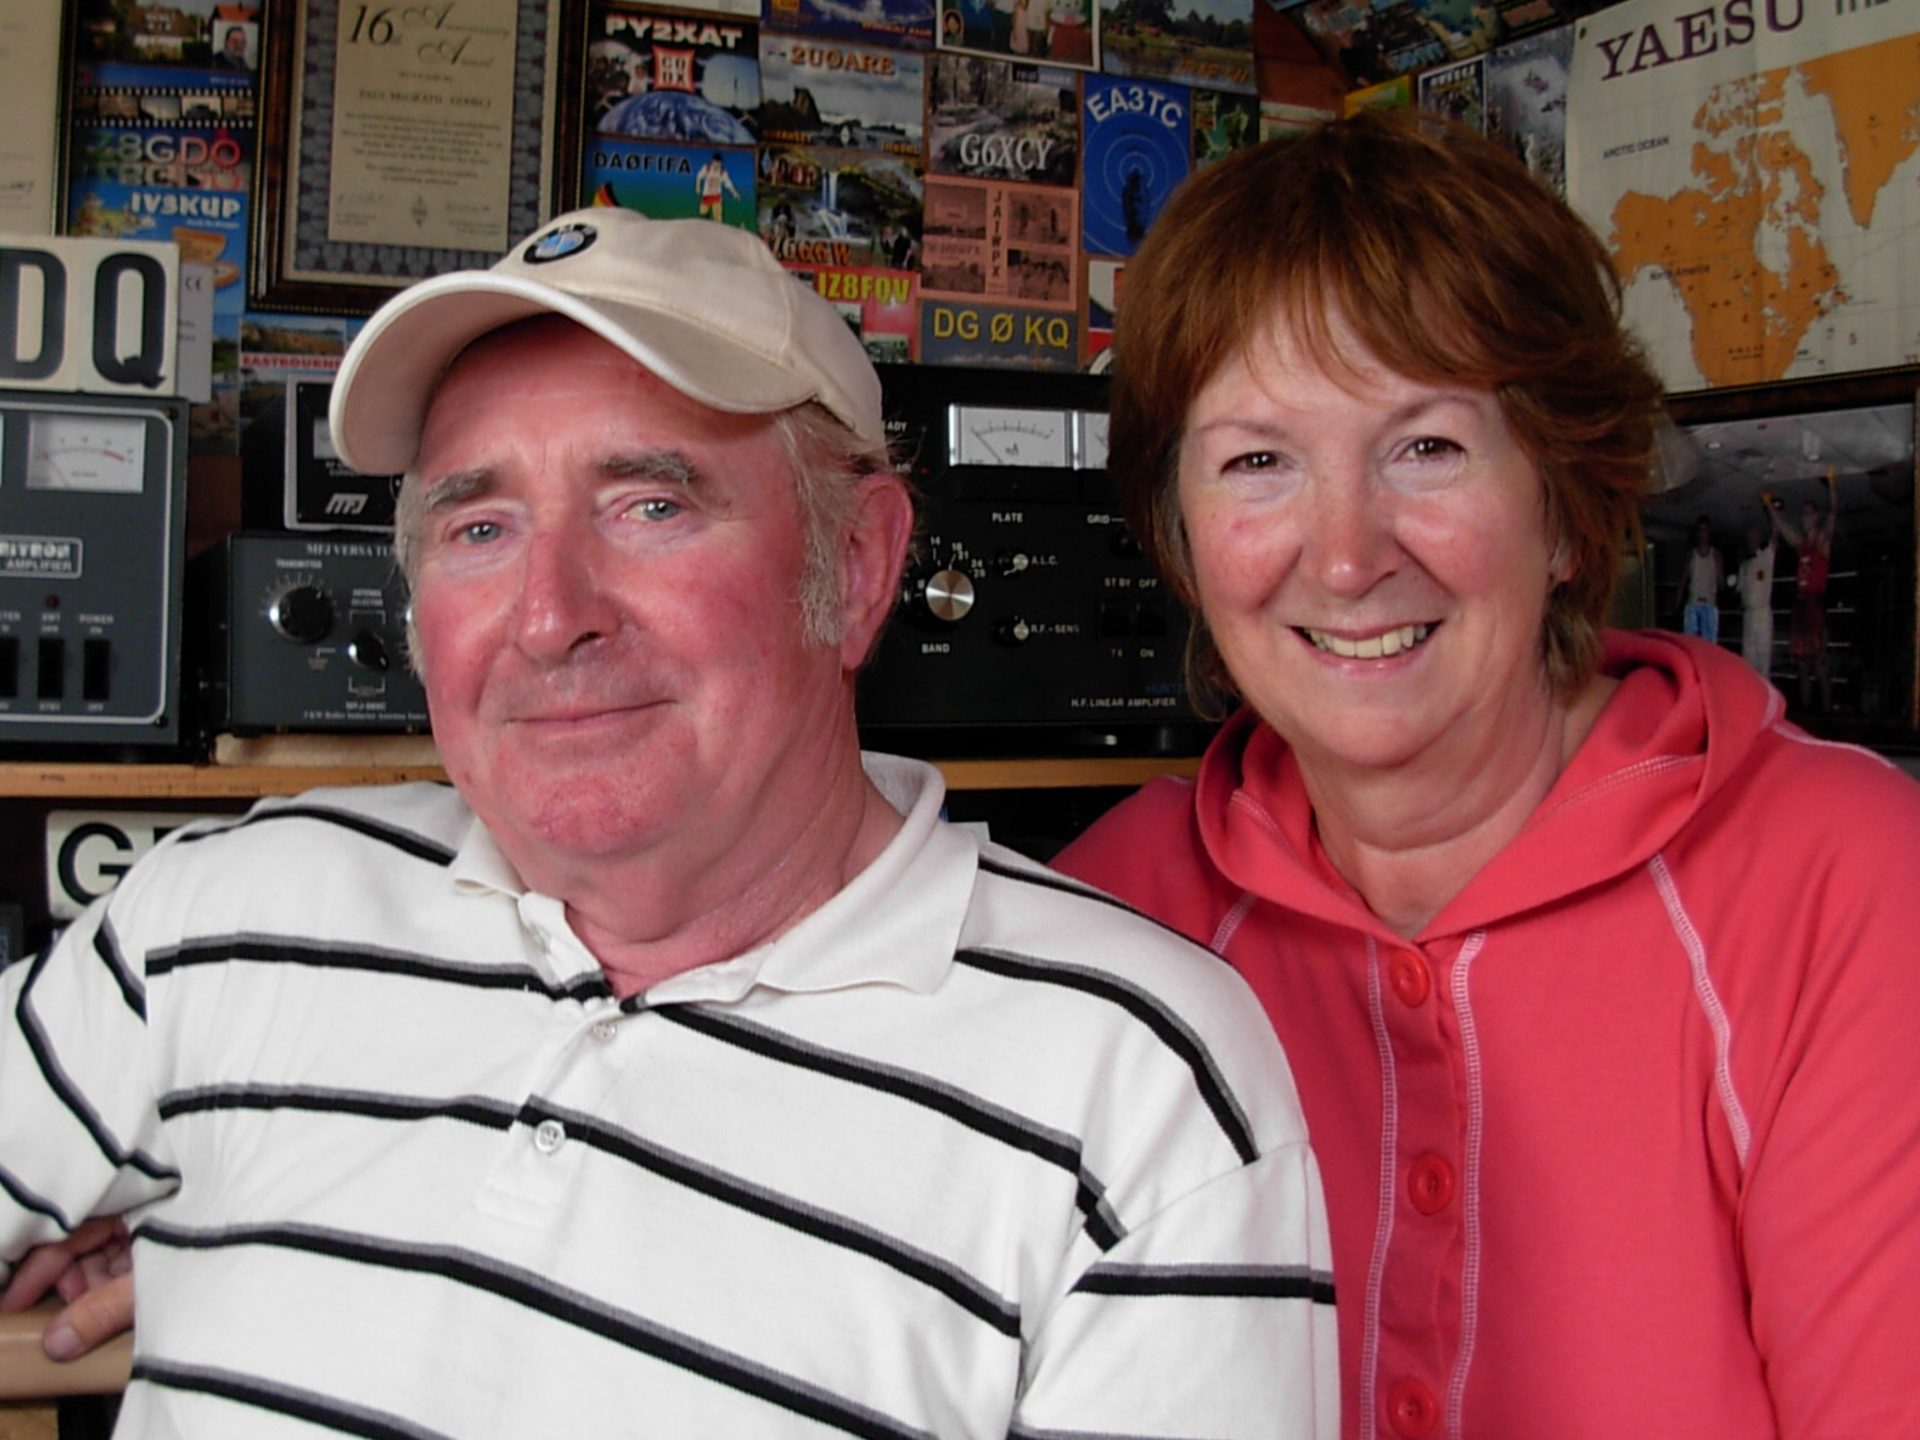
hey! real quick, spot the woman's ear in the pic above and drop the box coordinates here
[1548,535,1573,587]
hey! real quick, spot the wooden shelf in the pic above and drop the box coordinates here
[0,1306,130,1402]
[0,749,1197,800]
[935,754,1198,791]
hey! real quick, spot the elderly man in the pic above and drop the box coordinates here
[0,210,1335,1436]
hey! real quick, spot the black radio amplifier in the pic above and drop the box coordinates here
[857,367,1207,757]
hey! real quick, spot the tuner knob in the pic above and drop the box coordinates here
[269,585,334,645]
[348,630,391,672]
[921,567,976,624]
[995,615,1033,647]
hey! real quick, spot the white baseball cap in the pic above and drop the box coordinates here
[329,207,884,475]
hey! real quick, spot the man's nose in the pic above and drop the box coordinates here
[512,528,619,660]
[1304,469,1399,600]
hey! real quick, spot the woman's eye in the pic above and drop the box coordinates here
[1404,436,1463,461]
[1226,450,1277,472]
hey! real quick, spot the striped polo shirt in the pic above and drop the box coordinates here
[2,754,1336,1438]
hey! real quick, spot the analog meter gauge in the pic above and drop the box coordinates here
[950,404,1073,469]
[1077,410,1110,471]
[26,412,149,493]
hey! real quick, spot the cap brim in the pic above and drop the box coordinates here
[330,271,820,476]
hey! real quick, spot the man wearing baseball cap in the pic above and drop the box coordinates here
[0,210,1336,1437]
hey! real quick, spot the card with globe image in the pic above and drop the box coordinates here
[586,4,762,146]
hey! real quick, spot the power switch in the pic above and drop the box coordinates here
[0,637,17,698]
[83,639,111,701]
[36,638,65,700]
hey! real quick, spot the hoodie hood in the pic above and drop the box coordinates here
[1194,629,1784,941]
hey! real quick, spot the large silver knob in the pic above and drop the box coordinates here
[922,567,975,623]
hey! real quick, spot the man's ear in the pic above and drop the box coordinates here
[838,472,914,672]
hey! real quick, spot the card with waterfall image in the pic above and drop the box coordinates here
[757,144,925,269]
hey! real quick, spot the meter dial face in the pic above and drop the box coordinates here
[26,413,148,494]
[1078,410,1110,471]
[312,416,341,462]
[951,405,1072,469]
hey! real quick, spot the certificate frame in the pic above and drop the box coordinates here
[251,0,583,314]
[0,2,70,235]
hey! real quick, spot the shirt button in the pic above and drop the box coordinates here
[590,1020,617,1043]
[1388,952,1430,1007]
[1386,1378,1439,1438]
[532,1119,567,1155]
[1408,1154,1455,1215]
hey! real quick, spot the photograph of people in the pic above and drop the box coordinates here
[693,152,740,223]
[212,20,255,70]
[1680,513,1722,641]
[1735,518,1776,675]
[1767,471,1838,712]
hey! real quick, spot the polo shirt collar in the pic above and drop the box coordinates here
[443,752,971,1004]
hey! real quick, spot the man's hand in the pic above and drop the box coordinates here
[0,1218,134,1360]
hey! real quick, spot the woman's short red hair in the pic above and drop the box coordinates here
[1110,109,1665,709]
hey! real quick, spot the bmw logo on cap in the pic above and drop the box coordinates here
[524,222,597,264]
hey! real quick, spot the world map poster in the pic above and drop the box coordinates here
[1567,0,1920,392]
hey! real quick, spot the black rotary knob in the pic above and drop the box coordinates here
[994,615,1032,647]
[348,631,391,672]
[268,585,334,645]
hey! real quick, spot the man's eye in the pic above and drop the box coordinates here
[635,498,683,522]
[457,520,501,544]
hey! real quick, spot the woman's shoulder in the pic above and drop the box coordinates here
[1752,724,1920,818]
[1056,775,1200,870]
[1052,775,1228,931]
[1689,722,1920,901]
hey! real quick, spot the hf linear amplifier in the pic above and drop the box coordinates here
[0,389,189,754]
[857,367,1206,757]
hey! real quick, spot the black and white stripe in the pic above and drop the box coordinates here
[172,802,458,868]
[954,947,1261,1165]
[15,948,178,1183]
[1073,1261,1336,1306]
[659,1005,1128,1249]
[147,934,610,1004]
[139,1222,945,1440]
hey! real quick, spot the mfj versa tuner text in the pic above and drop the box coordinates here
[193,533,430,737]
